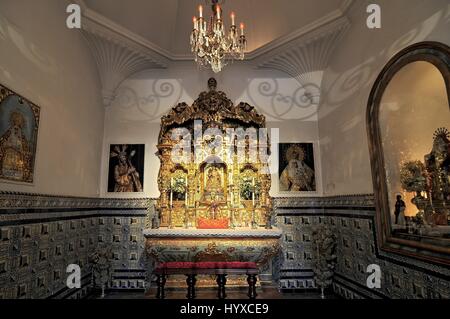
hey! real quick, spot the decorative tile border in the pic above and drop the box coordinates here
[1,192,375,210]
[273,194,375,209]
[0,191,151,210]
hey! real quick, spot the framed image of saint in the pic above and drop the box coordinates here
[278,143,316,192]
[107,144,145,193]
[0,84,40,184]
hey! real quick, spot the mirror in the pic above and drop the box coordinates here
[368,42,450,265]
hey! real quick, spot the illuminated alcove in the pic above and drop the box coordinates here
[368,42,450,265]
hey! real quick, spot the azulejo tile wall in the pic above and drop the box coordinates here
[1,192,449,299]
[274,195,450,299]
[0,192,151,299]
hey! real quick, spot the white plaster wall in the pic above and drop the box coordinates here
[100,62,322,198]
[318,0,450,195]
[0,0,104,197]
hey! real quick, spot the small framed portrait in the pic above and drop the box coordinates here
[107,144,145,193]
[278,143,316,192]
[0,84,40,184]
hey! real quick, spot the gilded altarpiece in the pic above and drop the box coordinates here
[155,78,272,229]
[144,79,281,287]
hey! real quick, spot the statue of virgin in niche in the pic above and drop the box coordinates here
[205,166,222,193]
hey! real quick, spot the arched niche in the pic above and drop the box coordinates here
[367,42,450,265]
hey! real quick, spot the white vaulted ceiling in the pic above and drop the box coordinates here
[77,0,352,106]
[82,0,348,57]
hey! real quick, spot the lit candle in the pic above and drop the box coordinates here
[216,5,221,20]
[185,177,188,206]
[252,177,255,206]
[193,16,198,30]
[170,177,173,207]
[199,5,203,18]
[231,12,235,26]
[240,22,245,36]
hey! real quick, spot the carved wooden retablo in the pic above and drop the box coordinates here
[155,78,272,229]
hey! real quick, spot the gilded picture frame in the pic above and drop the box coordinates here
[278,142,316,193]
[0,84,40,184]
[107,144,145,193]
[367,41,450,266]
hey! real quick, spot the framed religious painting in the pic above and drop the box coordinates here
[278,143,316,193]
[367,42,450,265]
[0,84,40,184]
[107,144,145,193]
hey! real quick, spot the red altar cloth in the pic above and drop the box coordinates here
[197,217,229,229]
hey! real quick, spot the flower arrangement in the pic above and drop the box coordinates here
[239,177,261,200]
[169,176,187,200]
[311,225,337,298]
[400,160,427,192]
[411,211,425,226]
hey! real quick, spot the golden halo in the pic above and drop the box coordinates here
[285,144,305,162]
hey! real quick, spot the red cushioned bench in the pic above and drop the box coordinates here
[153,261,259,299]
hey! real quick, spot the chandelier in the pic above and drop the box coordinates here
[190,0,247,73]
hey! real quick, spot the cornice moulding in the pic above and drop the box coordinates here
[252,16,350,73]
[81,7,171,66]
[77,1,353,63]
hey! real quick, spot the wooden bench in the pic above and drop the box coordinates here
[153,261,259,299]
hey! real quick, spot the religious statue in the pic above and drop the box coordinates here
[89,245,112,298]
[399,128,450,227]
[0,111,31,181]
[279,144,315,191]
[197,190,227,219]
[425,128,450,203]
[205,167,222,193]
[393,195,406,225]
[110,145,143,192]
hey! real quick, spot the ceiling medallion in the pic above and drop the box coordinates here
[190,0,247,73]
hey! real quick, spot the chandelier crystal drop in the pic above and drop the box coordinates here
[190,0,247,73]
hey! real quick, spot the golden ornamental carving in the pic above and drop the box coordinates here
[154,78,273,230]
[159,79,265,141]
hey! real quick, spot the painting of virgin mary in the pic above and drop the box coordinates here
[0,85,40,183]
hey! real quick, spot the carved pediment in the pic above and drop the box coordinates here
[159,78,265,141]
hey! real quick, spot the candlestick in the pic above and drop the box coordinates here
[231,12,235,26]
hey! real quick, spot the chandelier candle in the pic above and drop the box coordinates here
[216,5,221,20]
